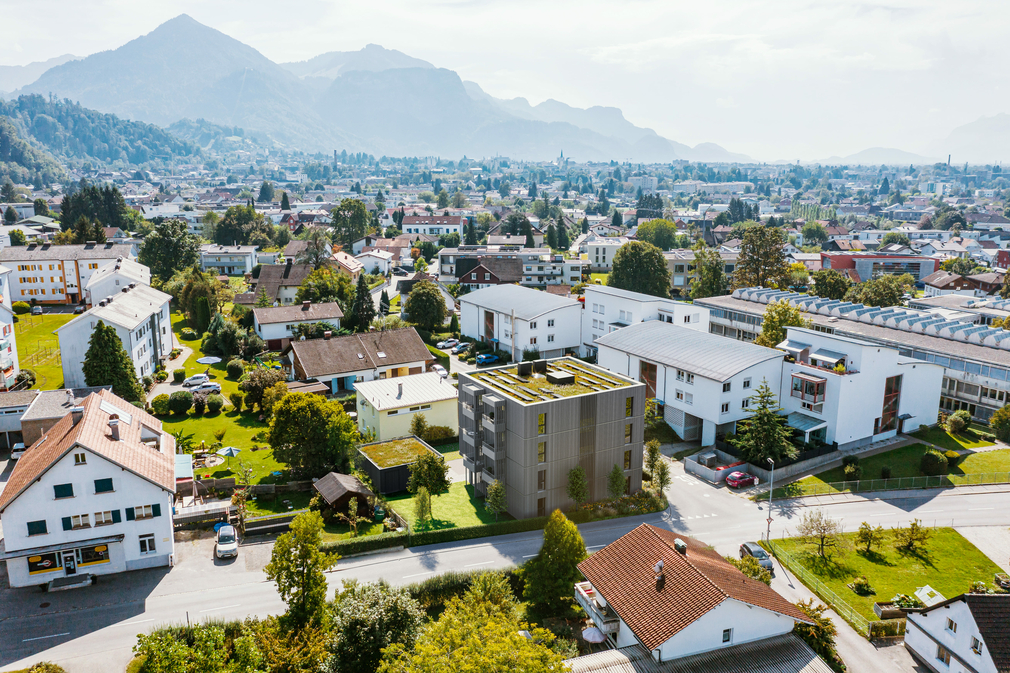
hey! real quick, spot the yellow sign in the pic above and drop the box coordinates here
[95,545,107,552]
[28,556,41,562]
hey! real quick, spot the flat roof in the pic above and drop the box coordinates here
[358,436,438,468]
[467,357,635,404]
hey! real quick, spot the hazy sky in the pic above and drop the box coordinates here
[1,0,1006,161]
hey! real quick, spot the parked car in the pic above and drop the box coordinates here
[10,442,26,460]
[183,373,210,387]
[436,338,459,350]
[431,364,448,378]
[452,342,471,355]
[193,382,222,394]
[73,305,85,314]
[30,306,42,315]
[739,541,774,574]
[476,354,499,366]
[392,267,408,276]
[214,524,239,559]
[725,471,757,489]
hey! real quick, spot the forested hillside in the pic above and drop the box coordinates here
[0,117,65,187]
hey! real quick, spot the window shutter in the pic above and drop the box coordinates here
[111,509,121,524]
[62,517,73,531]
[125,507,135,521]
[152,503,161,518]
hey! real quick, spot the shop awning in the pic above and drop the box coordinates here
[777,340,811,356]
[786,412,828,434]
[0,534,125,561]
[811,348,847,364]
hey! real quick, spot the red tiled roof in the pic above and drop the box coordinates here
[578,525,810,650]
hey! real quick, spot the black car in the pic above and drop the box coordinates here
[739,541,774,574]
[73,305,85,314]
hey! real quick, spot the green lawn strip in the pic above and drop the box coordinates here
[433,441,461,462]
[15,313,74,390]
[590,273,608,284]
[644,420,680,445]
[426,344,450,370]
[245,490,312,517]
[170,311,245,401]
[771,529,1003,622]
[911,426,995,451]
[387,482,503,530]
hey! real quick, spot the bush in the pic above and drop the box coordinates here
[155,370,168,382]
[319,530,408,556]
[226,359,245,379]
[229,391,244,412]
[168,390,193,415]
[881,466,892,479]
[12,301,30,315]
[409,516,549,548]
[944,449,961,467]
[423,425,456,444]
[24,663,67,673]
[142,375,154,390]
[947,410,969,434]
[990,405,1010,442]
[842,455,859,468]
[404,567,524,612]
[920,449,948,476]
[151,394,171,416]
[173,369,186,383]
[843,463,862,481]
[207,394,225,413]
[15,369,36,388]
[180,327,198,340]
[192,393,207,415]
[850,575,873,596]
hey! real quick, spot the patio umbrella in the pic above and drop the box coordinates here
[197,356,222,365]
[581,627,606,644]
[216,446,241,470]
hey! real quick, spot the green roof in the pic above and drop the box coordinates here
[469,357,633,404]
[359,436,436,468]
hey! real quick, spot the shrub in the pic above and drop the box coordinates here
[207,394,225,413]
[155,370,168,382]
[229,392,244,412]
[850,575,873,595]
[25,663,67,673]
[142,375,154,391]
[843,463,862,481]
[168,390,193,414]
[423,425,456,444]
[227,359,245,379]
[944,449,961,467]
[920,449,948,476]
[881,466,892,479]
[891,593,924,609]
[151,394,171,416]
[16,369,37,388]
[180,327,198,340]
[12,301,30,314]
[842,455,859,468]
[192,393,207,415]
[990,405,1010,442]
[947,410,968,434]
[173,369,186,383]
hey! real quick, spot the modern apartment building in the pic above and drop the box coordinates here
[581,285,709,357]
[438,245,586,288]
[0,242,137,305]
[460,285,583,361]
[457,357,645,519]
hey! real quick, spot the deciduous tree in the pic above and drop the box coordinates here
[521,509,587,614]
[485,479,507,522]
[690,243,728,299]
[404,280,446,331]
[733,226,790,289]
[407,452,451,499]
[296,267,355,310]
[756,299,810,347]
[269,393,357,476]
[855,521,886,554]
[607,463,626,500]
[566,466,589,508]
[297,226,334,270]
[139,218,199,281]
[810,269,851,300]
[793,599,846,673]
[327,581,426,673]
[332,198,369,246]
[844,273,914,308]
[797,510,842,558]
[608,241,670,298]
[265,511,339,628]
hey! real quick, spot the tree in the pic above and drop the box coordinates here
[893,518,931,553]
[566,466,589,508]
[881,231,910,247]
[409,412,429,440]
[82,321,145,402]
[636,218,679,250]
[414,486,432,524]
[378,289,391,316]
[9,229,26,246]
[810,269,851,300]
[214,204,272,246]
[608,241,670,298]
[70,214,105,243]
[654,460,671,493]
[332,198,369,246]
[33,198,49,217]
[59,183,130,232]
[297,227,334,270]
[138,218,200,281]
[731,379,797,465]
[436,190,449,209]
[350,274,375,332]
[844,273,914,308]
[328,581,426,673]
[645,440,662,479]
[521,509,587,614]
[524,223,535,248]
[756,299,811,347]
[797,509,842,558]
[269,393,358,476]
[733,226,790,289]
[855,521,885,554]
[407,452,451,498]
[265,511,339,628]
[988,404,1010,441]
[932,206,967,231]
[258,181,275,203]
[296,268,355,310]
[556,219,570,250]
[464,222,478,245]
[448,313,459,334]
[334,497,370,538]
[404,280,446,331]
[545,222,558,249]
[485,479,507,522]
[690,243,728,299]
[255,287,272,308]
[941,256,978,277]
[793,600,846,673]
[800,221,828,246]
[3,206,17,224]
[607,463,626,500]
[726,555,772,585]
[281,191,291,210]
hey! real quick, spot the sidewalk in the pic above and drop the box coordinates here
[778,481,1010,506]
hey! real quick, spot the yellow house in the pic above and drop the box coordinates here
[355,372,458,440]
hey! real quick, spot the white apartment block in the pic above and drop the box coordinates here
[0,265,20,390]
[0,243,138,305]
[85,257,151,307]
[199,244,261,275]
[460,285,583,361]
[582,236,630,271]
[582,285,709,358]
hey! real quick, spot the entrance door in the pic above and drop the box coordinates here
[63,551,77,576]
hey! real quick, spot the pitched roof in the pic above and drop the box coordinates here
[922,270,965,288]
[355,372,457,410]
[462,258,522,283]
[84,256,150,292]
[21,387,110,421]
[0,389,175,512]
[313,472,374,506]
[965,594,1010,672]
[56,284,171,332]
[252,262,314,302]
[578,525,810,651]
[459,284,580,321]
[253,301,343,325]
[0,242,135,262]
[287,327,433,378]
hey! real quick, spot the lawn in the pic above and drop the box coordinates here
[911,426,995,452]
[590,273,609,285]
[360,437,434,468]
[170,311,246,401]
[644,419,680,445]
[771,528,1003,621]
[435,440,460,462]
[15,312,74,389]
[388,482,507,530]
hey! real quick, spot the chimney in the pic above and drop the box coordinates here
[71,405,85,426]
[302,300,311,310]
[108,414,120,441]
[65,389,74,407]
[323,331,332,340]
[398,383,403,398]
[283,258,293,279]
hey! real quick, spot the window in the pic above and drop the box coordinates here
[676,390,684,401]
[547,319,554,327]
[94,478,114,493]
[530,337,537,345]
[71,514,90,530]
[538,413,546,435]
[685,393,693,405]
[971,637,983,656]
[742,398,750,409]
[625,397,634,417]
[537,497,546,517]
[530,321,537,329]
[625,424,632,443]
[94,510,120,526]
[547,334,554,343]
[945,618,957,634]
[683,315,691,324]
[538,469,546,491]
[876,375,903,434]
[676,369,685,381]
[936,645,951,666]
[721,402,730,414]
[624,449,632,470]
[139,534,157,554]
[743,378,751,389]
[723,382,731,393]
[27,520,48,536]
[538,442,546,463]
[53,483,74,499]
[127,504,161,521]
[686,373,694,385]
[722,629,733,644]
[73,451,87,465]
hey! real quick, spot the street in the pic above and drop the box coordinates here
[2,457,1008,672]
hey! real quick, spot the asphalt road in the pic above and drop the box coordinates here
[2,459,1008,672]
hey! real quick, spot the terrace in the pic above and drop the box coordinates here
[469,357,632,404]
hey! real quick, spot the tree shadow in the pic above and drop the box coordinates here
[855,549,895,567]
[803,553,854,580]
[895,546,936,569]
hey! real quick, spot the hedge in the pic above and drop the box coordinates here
[320,530,408,556]
[405,567,524,612]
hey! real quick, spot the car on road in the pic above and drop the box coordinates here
[392,267,408,276]
[10,442,26,460]
[30,306,43,315]
[476,354,499,366]
[183,373,210,387]
[215,524,239,559]
[193,382,222,394]
[739,541,774,574]
[431,364,448,378]
[725,471,756,489]
[73,305,85,314]
[451,342,471,355]
[436,338,459,350]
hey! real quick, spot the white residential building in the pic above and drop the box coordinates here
[905,593,1008,673]
[199,244,261,275]
[0,389,176,587]
[57,284,173,386]
[460,285,583,361]
[355,372,458,440]
[84,257,151,307]
[581,236,630,271]
[582,285,709,357]
[356,249,394,275]
[0,265,20,390]
[628,176,659,194]
[0,242,137,305]
[252,301,344,351]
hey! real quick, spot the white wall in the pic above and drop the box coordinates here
[906,600,998,673]
[460,301,582,361]
[582,287,709,353]
[87,270,148,306]
[255,317,341,343]
[657,599,798,661]
[356,396,458,440]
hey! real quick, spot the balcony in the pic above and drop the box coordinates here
[574,581,620,634]
[481,468,496,485]
[461,403,475,420]
[791,373,826,404]
[462,455,476,473]
[482,414,500,434]
[482,443,499,462]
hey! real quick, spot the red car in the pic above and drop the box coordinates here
[725,471,756,488]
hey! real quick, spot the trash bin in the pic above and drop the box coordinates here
[374,507,385,523]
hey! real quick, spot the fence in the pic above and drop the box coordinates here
[767,540,906,639]
[774,471,1010,499]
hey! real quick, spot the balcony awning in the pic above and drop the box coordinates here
[786,412,828,433]
[777,339,811,356]
[810,348,847,364]
[792,371,827,384]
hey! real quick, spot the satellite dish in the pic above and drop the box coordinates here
[654,560,664,574]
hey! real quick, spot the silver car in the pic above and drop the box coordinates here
[215,525,239,559]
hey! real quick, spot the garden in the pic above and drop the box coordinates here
[13,312,74,389]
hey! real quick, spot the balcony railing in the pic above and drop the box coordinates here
[791,389,825,404]
[482,443,499,462]
[574,581,620,634]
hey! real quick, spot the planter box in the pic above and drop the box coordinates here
[873,602,905,620]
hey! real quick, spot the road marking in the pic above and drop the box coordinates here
[918,510,942,514]
[969,507,995,511]
[199,604,241,613]
[464,561,493,567]
[115,619,154,627]
[402,571,435,579]
[23,633,69,642]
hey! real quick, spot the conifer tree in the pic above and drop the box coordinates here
[82,321,145,402]
[351,274,375,332]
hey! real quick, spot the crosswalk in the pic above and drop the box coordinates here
[668,513,718,521]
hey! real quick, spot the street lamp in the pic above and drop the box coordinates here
[765,458,775,542]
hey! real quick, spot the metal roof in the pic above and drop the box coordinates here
[459,284,580,321]
[354,372,458,411]
[595,321,783,382]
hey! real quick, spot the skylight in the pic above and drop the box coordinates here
[99,399,133,425]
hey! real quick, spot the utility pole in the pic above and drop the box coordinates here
[765,458,775,541]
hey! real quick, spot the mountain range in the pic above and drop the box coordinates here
[0,54,77,95]
[15,15,745,163]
